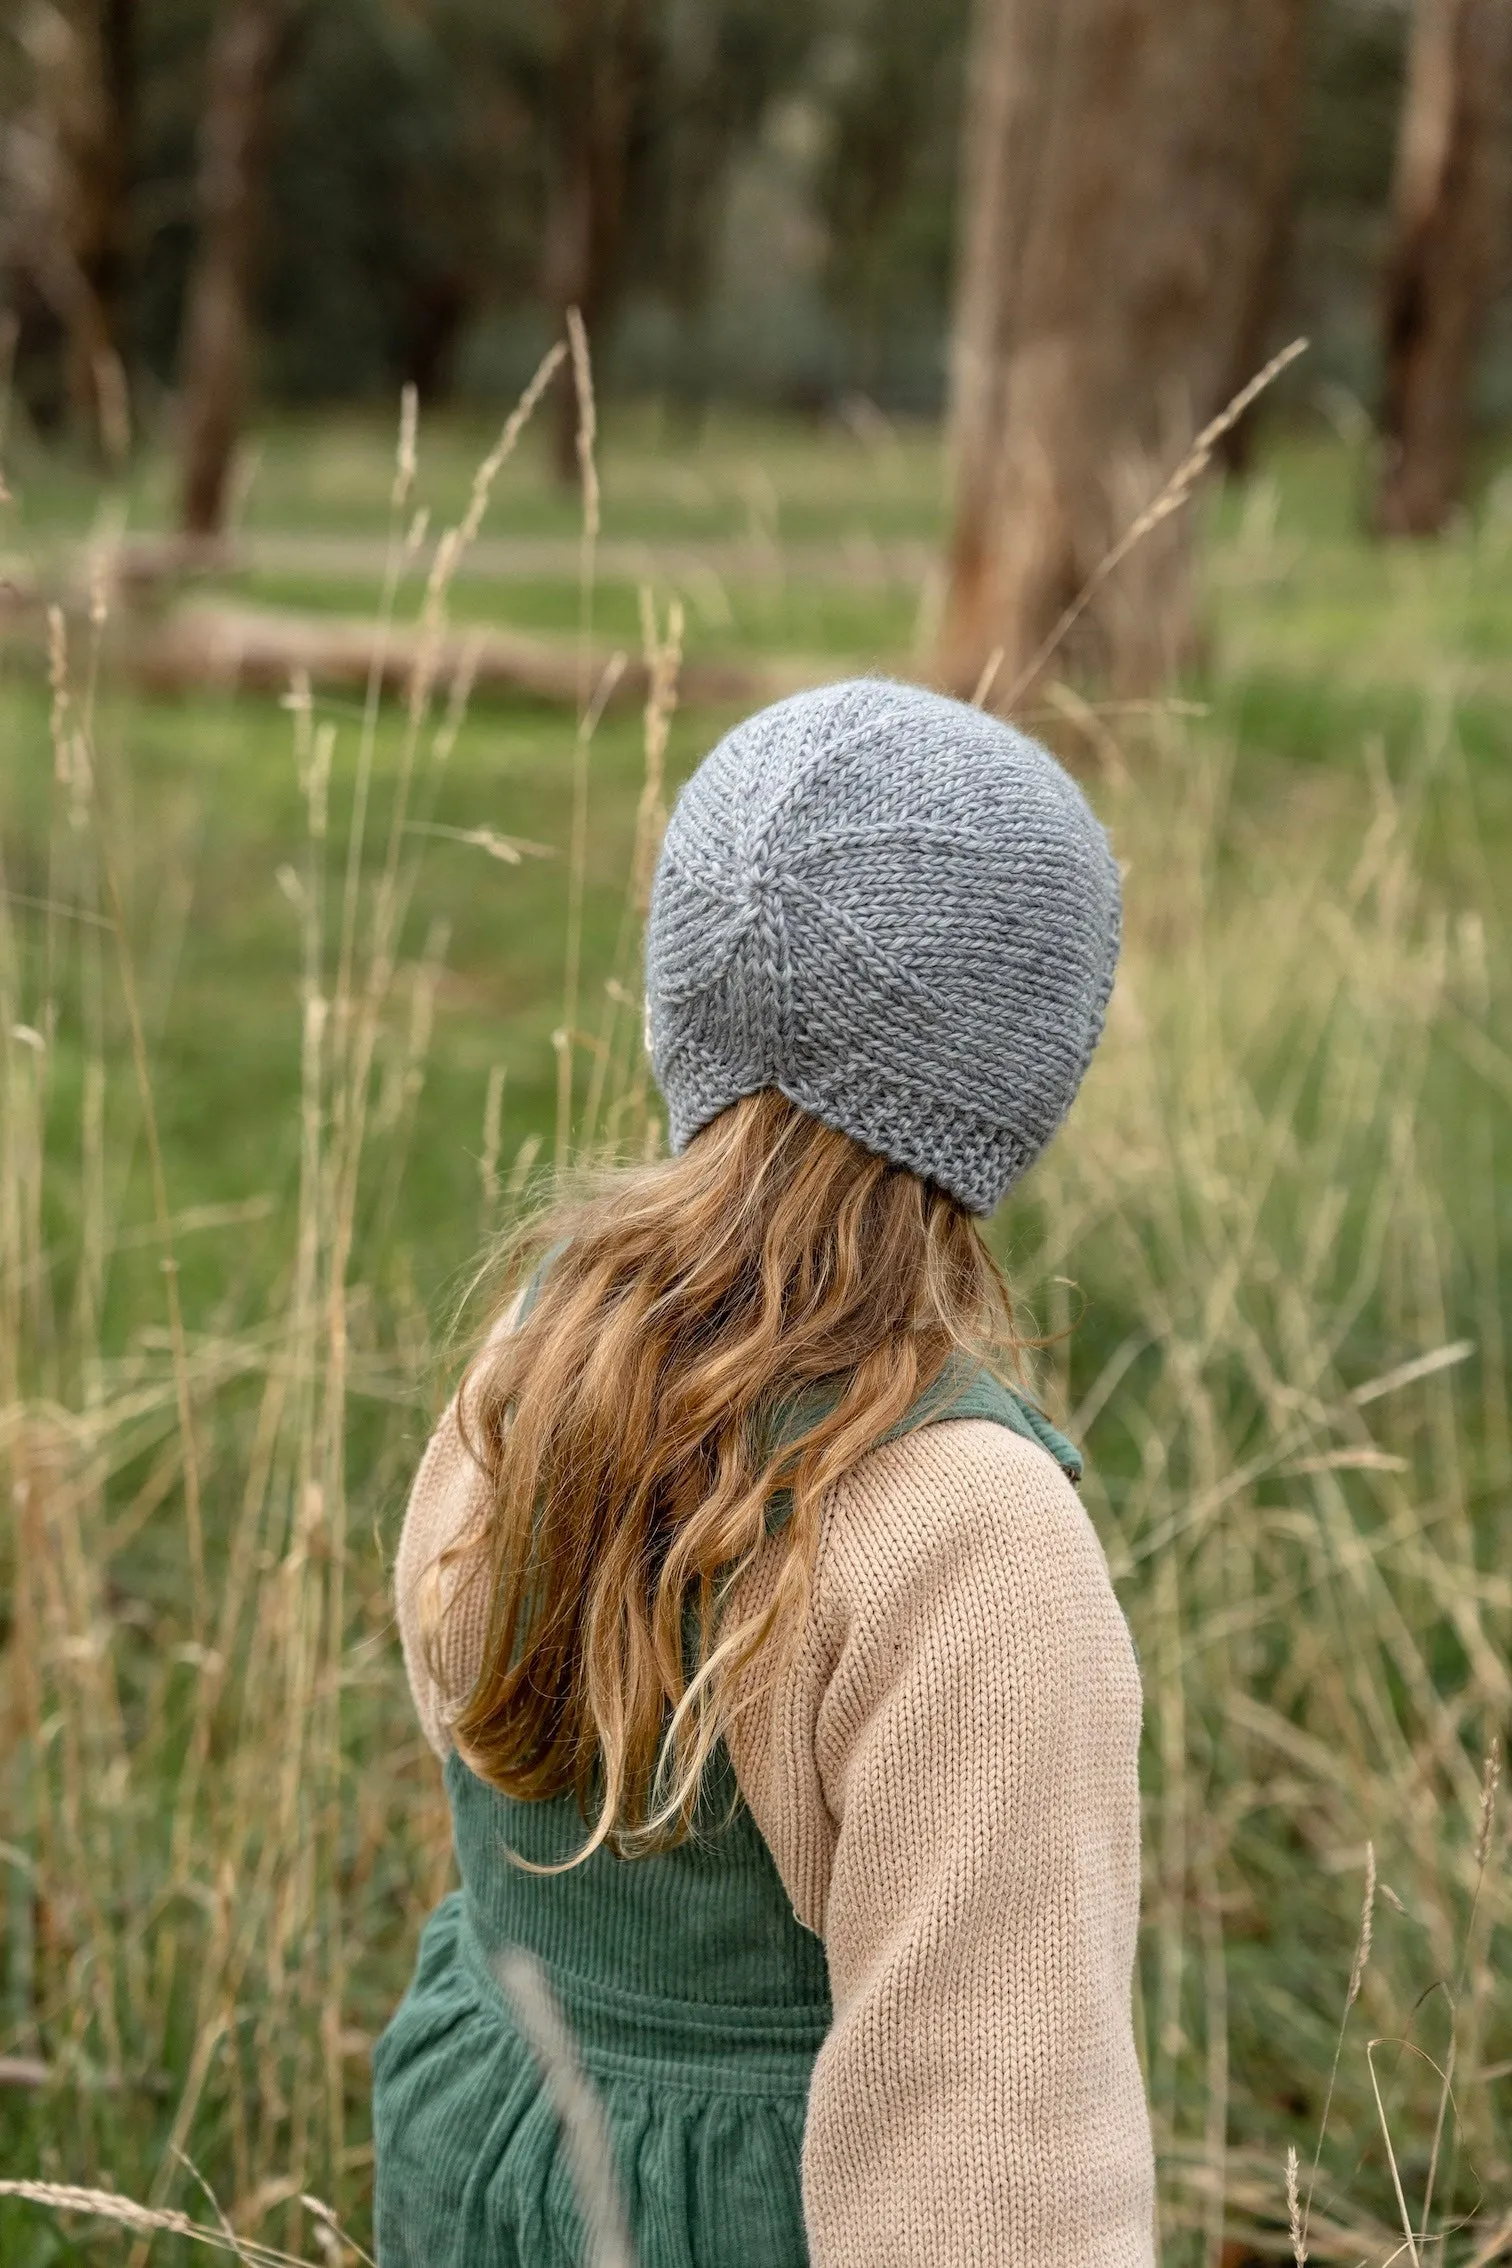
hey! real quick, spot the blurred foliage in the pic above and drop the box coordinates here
[1291,0,1417,400]
[813,0,970,403]
[10,0,1499,429]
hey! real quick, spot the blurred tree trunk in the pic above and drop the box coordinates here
[1216,0,1309,476]
[939,0,1310,703]
[1375,0,1512,536]
[177,0,286,538]
[542,0,651,480]
[61,0,135,448]
[1,2,135,456]
[91,0,134,342]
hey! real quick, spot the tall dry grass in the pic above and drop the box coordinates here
[0,358,1507,2266]
[1018,710,1508,2262]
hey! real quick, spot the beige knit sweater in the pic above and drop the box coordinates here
[395,1380,1155,2268]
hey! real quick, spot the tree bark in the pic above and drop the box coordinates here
[1216,0,1309,476]
[176,0,285,538]
[541,0,651,480]
[1,2,135,456]
[74,0,134,337]
[55,0,134,447]
[939,0,1310,703]
[1375,0,1512,537]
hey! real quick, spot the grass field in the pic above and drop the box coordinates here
[1,394,1508,2264]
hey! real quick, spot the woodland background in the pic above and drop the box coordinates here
[0,1,1510,2264]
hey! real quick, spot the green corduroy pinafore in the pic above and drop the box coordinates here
[372,1331,1080,2268]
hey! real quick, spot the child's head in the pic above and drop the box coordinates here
[439,681,1119,1859]
[646,677,1120,1216]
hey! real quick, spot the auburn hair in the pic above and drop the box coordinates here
[434,1087,1020,1864]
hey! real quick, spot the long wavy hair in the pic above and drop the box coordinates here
[432,1087,1020,1863]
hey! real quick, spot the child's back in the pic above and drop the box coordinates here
[374,681,1155,2267]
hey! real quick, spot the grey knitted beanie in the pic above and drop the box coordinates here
[644,678,1121,1216]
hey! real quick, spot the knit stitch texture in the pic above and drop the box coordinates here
[727,1420,1154,2266]
[644,678,1122,1214]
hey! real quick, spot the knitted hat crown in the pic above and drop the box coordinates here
[645,678,1121,1215]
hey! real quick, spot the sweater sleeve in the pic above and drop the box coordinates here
[726,1417,1155,2268]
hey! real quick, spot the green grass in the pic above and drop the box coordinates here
[1,404,1509,2264]
[0,399,951,544]
[0,674,674,1305]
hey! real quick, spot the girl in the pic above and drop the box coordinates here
[373,678,1155,2267]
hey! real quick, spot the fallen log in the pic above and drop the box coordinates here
[125,599,835,711]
